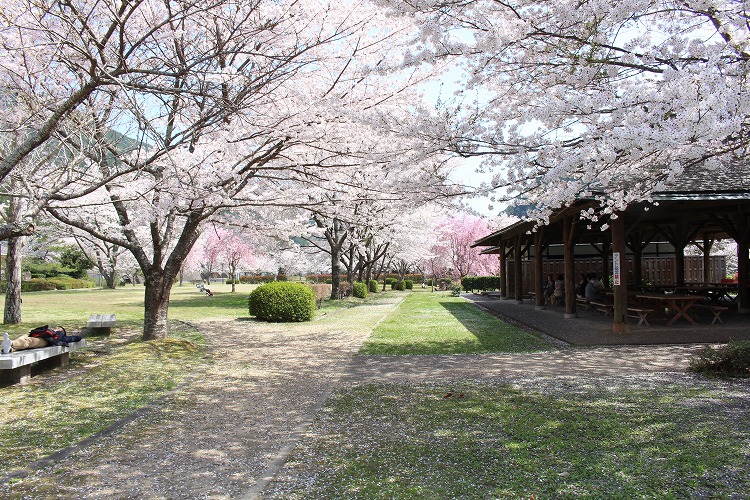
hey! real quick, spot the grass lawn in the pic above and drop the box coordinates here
[0,282,264,337]
[0,283,256,478]
[268,379,750,499]
[0,322,207,478]
[0,283,401,479]
[360,289,553,355]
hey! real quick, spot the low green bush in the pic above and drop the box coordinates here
[368,279,378,293]
[1,276,95,292]
[385,278,397,286]
[461,276,502,293]
[689,341,750,377]
[404,279,414,290]
[450,284,463,297]
[392,280,405,291]
[353,281,368,298]
[45,275,96,290]
[248,282,316,322]
[20,280,58,292]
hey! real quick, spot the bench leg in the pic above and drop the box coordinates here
[637,314,650,327]
[37,352,69,371]
[0,365,32,385]
[711,312,723,325]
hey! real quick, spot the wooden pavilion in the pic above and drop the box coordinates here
[472,164,750,332]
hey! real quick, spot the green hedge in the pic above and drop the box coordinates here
[404,279,414,290]
[45,276,96,290]
[0,277,94,292]
[392,280,405,291]
[248,282,316,322]
[461,276,502,293]
[353,281,368,298]
[368,279,379,293]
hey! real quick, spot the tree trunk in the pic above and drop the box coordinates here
[95,253,117,289]
[3,236,24,324]
[330,245,342,300]
[142,271,173,340]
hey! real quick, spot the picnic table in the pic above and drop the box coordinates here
[635,293,702,325]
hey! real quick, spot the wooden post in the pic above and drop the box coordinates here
[611,213,630,332]
[563,216,577,318]
[534,229,544,310]
[737,215,750,313]
[514,235,523,303]
[498,241,507,299]
[701,234,714,284]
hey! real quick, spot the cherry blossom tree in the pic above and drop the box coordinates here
[437,213,499,278]
[377,0,750,221]
[211,229,254,292]
[28,1,451,340]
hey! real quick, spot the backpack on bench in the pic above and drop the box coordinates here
[28,325,70,347]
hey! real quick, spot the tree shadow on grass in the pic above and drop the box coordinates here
[438,300,552,352]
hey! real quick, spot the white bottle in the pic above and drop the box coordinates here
[1,333,12,354]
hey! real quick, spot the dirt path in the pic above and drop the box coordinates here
[7,296,711,499]
[9,297,402,499]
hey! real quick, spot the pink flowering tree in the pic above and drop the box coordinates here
[217,231,254,293]
[437,213,499,279]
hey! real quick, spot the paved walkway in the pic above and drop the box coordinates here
[4,296,725,499]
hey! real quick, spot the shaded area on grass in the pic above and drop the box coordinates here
[266,379,750,499]
[360,291,553,355]
[0,322,208,478]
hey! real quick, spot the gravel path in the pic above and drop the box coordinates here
[5,298,727,499]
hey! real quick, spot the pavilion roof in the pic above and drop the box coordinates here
[473,162,750,250]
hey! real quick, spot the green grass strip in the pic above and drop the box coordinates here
[271,381,750,499]
[360,290,553,355]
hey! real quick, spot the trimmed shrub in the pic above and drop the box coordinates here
[689,341,750,377]
[385,277,397,286]
[46,276,96,290]
[305,273,332,283]
[461,276,502,293]
[450,284,463,297]
[404,279,414,290]
[392,280,405,291]
[308,284,332,308]
[368,279,379,293]
[248,282,316,322]
[353,281,368,298]
[239,275,275,284]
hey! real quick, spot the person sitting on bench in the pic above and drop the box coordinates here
[585,273,605,300]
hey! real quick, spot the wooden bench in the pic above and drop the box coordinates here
[576,297,592,311]
[589,300,614,316]
[86,313,117,336]
[693,304,729,325]
[627,307,655,327]
[0,339,87,385]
